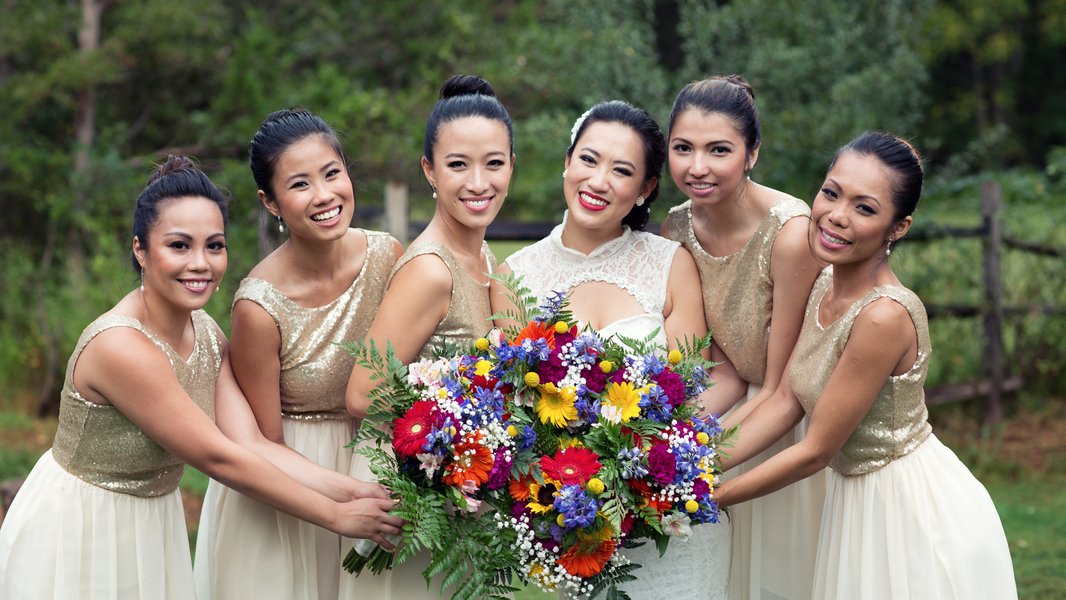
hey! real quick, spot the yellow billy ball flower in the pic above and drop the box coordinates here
[667,349,683,364]
[696,432,710,445]
[556,513,567,527]
[587,478,605,495]
[506,425,519,438]
[554,320,569,334]
[524,371,541,387]
[475,337,490,351]
[599,360,614,373]
[685,499,700,513]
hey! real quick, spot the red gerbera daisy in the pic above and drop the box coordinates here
[541,446,602,486]
[392,400,437,459]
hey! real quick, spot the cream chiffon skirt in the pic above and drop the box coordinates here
[0,450,193,599]
[728,384,825,600]
[812,434,1016,600]
[194,417,354,600]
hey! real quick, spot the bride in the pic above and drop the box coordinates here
[491,100,737,599]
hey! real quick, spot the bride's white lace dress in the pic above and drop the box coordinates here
[505,220,730,599]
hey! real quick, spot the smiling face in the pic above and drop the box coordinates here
[261,134,354,242]
[809,151,911,267]
[563,120,656,234]
[134,195,227,312]
[668,109,755,206]
[422,115,513,232]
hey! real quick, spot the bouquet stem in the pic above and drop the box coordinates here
[342,535,402,575]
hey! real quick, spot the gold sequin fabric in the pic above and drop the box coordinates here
[234,229,396,421]
[51,310,223,497]
[788,268,933,476]
[390,240,496,361]
[662,197,810,384]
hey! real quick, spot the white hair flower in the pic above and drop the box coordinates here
[570,108,594,144]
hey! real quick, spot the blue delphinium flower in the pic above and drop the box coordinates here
[518,424,537,450]
[639,385,673,422]
[422,419,456,455]
[690,413,724,438]
[553,484,599,529]
[642,353,666,376]
[534,290,567,323]
[618,446,648,480]
[671,439,708,482]
[686,364,710,397]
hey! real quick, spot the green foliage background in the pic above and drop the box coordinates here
[1,0,1064,410]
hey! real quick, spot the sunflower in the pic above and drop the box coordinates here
[541,447,602,486]
[392,400,437,459]
[513,320,556,350]
[557,533,616,578]
[442,433,493,488]
[536,385,577,427]
[526,480,559,514]
[603,381,641,423]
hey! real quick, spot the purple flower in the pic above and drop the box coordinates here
[536,352,568,384]
[647,443,677,487]
[487,452,512,490]
[652,370,686,408]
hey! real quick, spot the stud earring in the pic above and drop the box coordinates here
[277,215,284,233]
[635,195,645,207]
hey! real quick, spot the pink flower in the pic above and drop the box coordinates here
[653,370,686,407]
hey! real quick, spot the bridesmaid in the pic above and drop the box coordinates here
[342,74,514,598]
[714,132,1017,599]
[194,109,403,600]
[0,157,401,599]
[659,75,824,600]
[493,100,726,600]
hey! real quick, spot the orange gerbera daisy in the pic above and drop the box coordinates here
[557,535,616,578]
[443,433,493,488]
[513,320,556,350]
[509,472,534,501]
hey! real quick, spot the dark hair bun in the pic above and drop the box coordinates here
[148,155,197,186]
[719,74,756,100]
[439,74,496,100]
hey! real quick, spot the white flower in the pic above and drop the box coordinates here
[600,403,623,425]
[661,513,693,541]
[570,108,594,144]
[487,328,505,348]
[416,452,444,478]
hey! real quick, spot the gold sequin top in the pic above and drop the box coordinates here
[233,229,396,420]
[788,268,933,476]
[662,197,810,384]
[51,310,222,497]
[390,240,496,362]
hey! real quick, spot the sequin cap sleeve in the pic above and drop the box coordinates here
[390,240,495,362]
[663,197,809,384]
[50,309,223,497]
[788,268,933,475]
[232,229,396,420]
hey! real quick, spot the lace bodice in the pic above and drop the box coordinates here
[506,219,680,321]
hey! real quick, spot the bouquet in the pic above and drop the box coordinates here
[486,275,736,598]
[340,338,522,600]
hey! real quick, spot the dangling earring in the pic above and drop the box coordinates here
[431,187,437,199]
[140,269,145,292]
[562,169,568,179]
[277,215,284,233]
[886,238,894,257]
[635,195,645,207]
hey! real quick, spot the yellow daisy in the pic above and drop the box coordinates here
[604,381,641,422]
[536,385,577,427]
